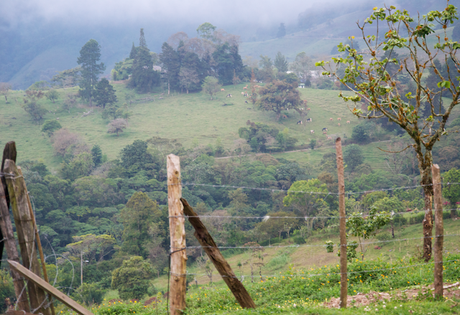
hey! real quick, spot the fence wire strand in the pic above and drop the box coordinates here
[173,181,460,196]
[171,258,460,280]
[171,233,459,251]
[169,208,460,220]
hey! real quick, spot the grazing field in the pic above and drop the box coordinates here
[0,84,363,171]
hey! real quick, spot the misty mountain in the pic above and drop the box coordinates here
[0,0,454,89]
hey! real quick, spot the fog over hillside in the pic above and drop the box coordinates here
[0,0,451,89]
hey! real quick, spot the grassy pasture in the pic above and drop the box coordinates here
[151,217,460,290]
[0,84,362,171]
[91,217,460,314]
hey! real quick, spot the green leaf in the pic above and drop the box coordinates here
[437,81,451,88]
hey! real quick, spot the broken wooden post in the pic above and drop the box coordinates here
[0,141,16,267]
[18,166,56,315]
[432,164,444,299]
[8,260,93,315]
[335,137,347,308]
[0,142,30,312]
[5,159,51,315]
[181,198,256,309]
[167,154,187,315]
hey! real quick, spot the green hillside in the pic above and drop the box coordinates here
[0,84,364,170]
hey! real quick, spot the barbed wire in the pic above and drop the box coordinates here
[170,208,460,220]
[174,258,460,280]
[171,233,459,251]
[175,182,460,196]
[0,172,23,179]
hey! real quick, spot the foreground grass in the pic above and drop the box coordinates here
[76,253,460,315]
[84,219,460,314]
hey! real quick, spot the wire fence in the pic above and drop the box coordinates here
[167,176,460,309]
[169,208,460,220]
[178,181,460,196]
[173,258,460,281]
[2,170,460,312]
[171,233,460,251]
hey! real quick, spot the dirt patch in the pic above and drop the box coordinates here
[324,291,390,308]
[324,285,460,308]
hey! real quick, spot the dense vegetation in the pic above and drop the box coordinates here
[1,2,460,314]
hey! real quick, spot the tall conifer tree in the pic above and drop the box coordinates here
[160,42,181,94]
[129,42,137,59]
[139,28,147,49]
[77,39,105,106]
[129,29,159,92]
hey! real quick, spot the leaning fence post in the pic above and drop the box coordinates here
[181,198,256,309]
[431,164,444,299]
[335,137,347,308]
[0,142,30,312]
[167,154,187,315]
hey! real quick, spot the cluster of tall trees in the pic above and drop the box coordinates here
[159,25,244,94]
[113,25,245,94]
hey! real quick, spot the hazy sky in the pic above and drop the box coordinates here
[3,0,307,26]
[1,0,380,29]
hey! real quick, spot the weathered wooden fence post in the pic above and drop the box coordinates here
[5,158,51,315]
[181,198,256,308]
[0,142,30,311]
[167,154,187,315]
[335,138,347,308]
[18,166,56,315]
[432,164,444,299]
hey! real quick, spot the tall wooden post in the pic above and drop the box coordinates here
[0,142,30,311]
[432,164,444,299]
[167,154,187,315]
[4,159,51,315]
[335,138,347,308]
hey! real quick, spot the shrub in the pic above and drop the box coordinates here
[375,232,391,242]
[73,283,106,306]
[42,120,62,136]
[265,253,291,270]
[51,128,86,158]
[293,236,306,244]
[393,214,407,225]
[112,256,154,300]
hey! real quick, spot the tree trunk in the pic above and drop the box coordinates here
[417,149,433,262]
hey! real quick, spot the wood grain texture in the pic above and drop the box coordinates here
[0,141,16,265]
[432,164,444,299]
[9,260,93,315]
[335,138,347,308]
[5,159,50,315]
[0,144,30,311]
[167,154,187,315]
